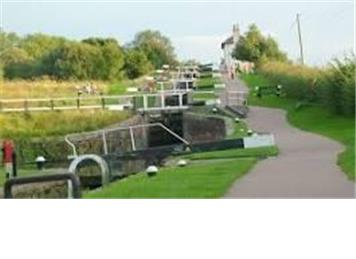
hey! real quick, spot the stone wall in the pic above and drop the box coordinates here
[183,112,226,143]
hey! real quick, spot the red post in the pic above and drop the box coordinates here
[2,140,14,179]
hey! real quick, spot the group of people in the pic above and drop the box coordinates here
[75,82,99,95]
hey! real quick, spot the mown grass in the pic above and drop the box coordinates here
[84,146,277,198]
[229,119,249,138]
[192,91,216,100]
[85,158,256,198]
[182,146,278,160]
[241,73,355,180]
[196,76,221,90]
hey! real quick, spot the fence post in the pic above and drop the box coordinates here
[50,99,54,111]
[101,95,106,109]
[24,99,28,113]
[77,97,80,109]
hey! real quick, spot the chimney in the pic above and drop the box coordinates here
[232,24,240,43]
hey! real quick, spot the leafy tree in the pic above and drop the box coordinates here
[20,33,66,59]
[0,31,21,78]
[82,37,125,80]
[131,30,177,69]
[0,31,20,53]
[41,42,103,80]
[124,48,152,79]
[233,24,287,64]
[1,47,35,79]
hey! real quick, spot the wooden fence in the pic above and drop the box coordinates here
[0,91,190,113]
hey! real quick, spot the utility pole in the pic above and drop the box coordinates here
[296,13,304,65]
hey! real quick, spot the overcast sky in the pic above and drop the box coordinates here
[0,0,354,66]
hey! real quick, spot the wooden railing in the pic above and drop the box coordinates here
[0,90,190,113]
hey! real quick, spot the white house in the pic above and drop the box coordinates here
[221,24,240,74]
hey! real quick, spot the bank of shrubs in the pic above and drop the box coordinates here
[259,57,355,116]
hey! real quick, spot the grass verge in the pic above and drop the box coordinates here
[84,147,276,198]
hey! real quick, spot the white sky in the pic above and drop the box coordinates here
[1,0,354,66]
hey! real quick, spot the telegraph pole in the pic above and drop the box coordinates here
[296,13,304,65]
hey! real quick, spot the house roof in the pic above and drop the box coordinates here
[221,36,234,49]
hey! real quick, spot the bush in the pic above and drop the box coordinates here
[258,58,355,116]
[321,57,355,116]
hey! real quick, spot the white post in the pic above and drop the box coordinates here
[161,92,165,108]
[178,93,183,107]
[129,127,136,151]
[102,131,108,155]
[143,95,148,110]
[67,181,73,199]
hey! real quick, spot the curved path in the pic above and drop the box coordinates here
[223,76,355,198]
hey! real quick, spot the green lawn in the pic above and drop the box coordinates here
[229,119,249,138]
[241,73,355,180]
[84,147,277,198]
[193,91,216,100]
[196,76,221,90]
[182,146,278,160]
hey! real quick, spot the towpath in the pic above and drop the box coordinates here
[223,76,355,198]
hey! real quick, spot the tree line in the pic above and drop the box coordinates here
[0,30,177,80]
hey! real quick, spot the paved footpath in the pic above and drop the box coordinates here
[223,76,355,198]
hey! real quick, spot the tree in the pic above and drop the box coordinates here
[124,48,153,79]
[41,42,103,80]
[82,38,125,80]
[20,33,66,59]
[131,30,177,69]
[0,31,20,53]
[1,47,35,79]
[0,31,21,79]
[233,24,287,64]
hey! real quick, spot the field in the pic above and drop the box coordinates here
[84,146,278,198]
[0,79,108,98]
[241,73,355,180]
[0,109,131,139]
[0,78,149,99]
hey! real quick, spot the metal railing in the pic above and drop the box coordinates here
[3,173,81,199]
[65,122,190,158]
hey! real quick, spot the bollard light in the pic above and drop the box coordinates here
[247,129,254,136]
[177,159,187,167]
[234,117,240,123]
[212,107,218,113]
[146,165,158,177]
[35,156,46,170]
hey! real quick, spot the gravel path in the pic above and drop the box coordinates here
[223,76,355,198]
